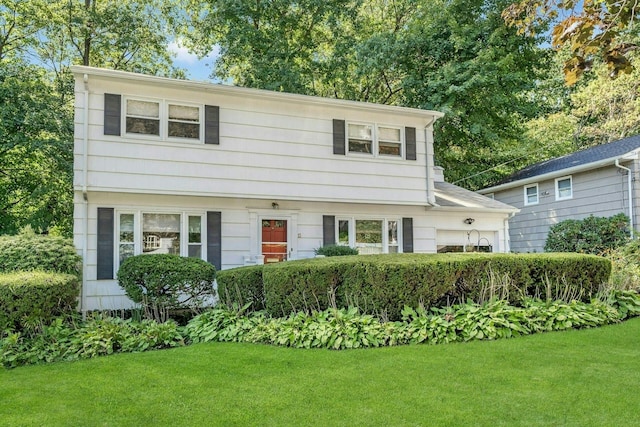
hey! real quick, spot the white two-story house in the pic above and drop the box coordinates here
[72,66,516,311]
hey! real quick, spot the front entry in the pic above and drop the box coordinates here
[262,219,288,263]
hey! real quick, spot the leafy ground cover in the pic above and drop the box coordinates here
[2,318,640,426]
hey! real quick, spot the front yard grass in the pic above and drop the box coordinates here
[2,318,640,426]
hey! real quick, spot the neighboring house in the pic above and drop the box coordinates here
[72,66,516,311]
[479,135,640,253]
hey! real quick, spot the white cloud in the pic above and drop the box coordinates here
[168,40,220,64]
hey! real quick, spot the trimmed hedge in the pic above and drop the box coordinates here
[314,245,359,257]
[216,264,265,310]
[0,272,80,332]
[222,253,611,320]
[0,234,81,278]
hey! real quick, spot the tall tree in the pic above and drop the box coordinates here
[0,0,50,61]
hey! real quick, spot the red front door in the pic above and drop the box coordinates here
[262,220,288,263]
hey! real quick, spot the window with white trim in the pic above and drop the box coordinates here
[116,211,205,268]
[124,97,202,141]
[336,217,402,254]
[524,184,539,205]
[555,176,573,200]
[347,123,403,157]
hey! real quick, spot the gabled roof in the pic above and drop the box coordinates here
[435,182,517,212]
[481,134,640,193]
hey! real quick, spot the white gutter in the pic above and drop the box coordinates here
[615,159,634,238]
[81,73,89,313]
[480,152,640,194]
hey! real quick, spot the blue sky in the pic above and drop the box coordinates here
[168,41,219,81]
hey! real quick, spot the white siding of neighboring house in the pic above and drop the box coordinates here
[492,162,637,252]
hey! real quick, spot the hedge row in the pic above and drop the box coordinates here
[0,234,81,278]
[218,253,611,320]
[0,272,80,332]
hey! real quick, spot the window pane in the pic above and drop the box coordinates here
[379,142,401,156]
[168,122,200,139]
[188,245,202,258]
[169,104,199,122]
[127,100,159,118]
[126,117,160,135]
[355,220,382,254]
[388,221,398,245]
[348,139,372,153]
[338,220,350,245]
[188,216,202,243]
[348,124,372,140]
[143,213,180,255]
[558,179,571,198]
[119,243,134,264]
[379,127,401,142]
[119,214,134,243]
[526,186,537,203]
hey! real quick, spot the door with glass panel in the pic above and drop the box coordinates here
[261,220,288,263]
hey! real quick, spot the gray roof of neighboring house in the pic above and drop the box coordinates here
[497,134,640,185]
[435,182,516,211]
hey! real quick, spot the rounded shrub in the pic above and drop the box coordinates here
[314,245,359,257]
[544,213,630,255]
[0,234,81,278]
[117,254,216,320]
[0,271,80,332]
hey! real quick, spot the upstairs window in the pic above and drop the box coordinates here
[347,123,403,157]
[524,183,539,206]
[123,97,202,142]
[556,176,573,200]
[126,99,160,136]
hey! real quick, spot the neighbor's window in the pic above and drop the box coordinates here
[348,124,373,154]
[126,99,160,135]
[556,176,573,200]
[168,104,200,139]
[524,184,539,205]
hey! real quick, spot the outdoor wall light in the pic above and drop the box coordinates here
[272,202,279,210]
[464,218,475,225]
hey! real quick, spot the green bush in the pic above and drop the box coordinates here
[261,253,611,320]
[116,254,216,321]
[314,245,359,257]
[608,239,640,290]
[0,272,80,332]
[0,234,81,277]
[216,265,265,311]
[544,213,630,255]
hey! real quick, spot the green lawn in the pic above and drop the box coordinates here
[2,319,640,427]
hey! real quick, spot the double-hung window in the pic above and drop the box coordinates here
[555,176,573,200]
[117,211,205,268]
[347,123,403,157]
[336,217,401,254]
[124,97,202,141]
[524,184,539,206]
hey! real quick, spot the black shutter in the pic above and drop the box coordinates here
[405,127,416,161]
[207,211,222,270]
[205,105,220,145]
[333,119,346,155]
[104,94,121,136]
[323,215,335,246]
[97,208,115,280]
[402,217,414,253]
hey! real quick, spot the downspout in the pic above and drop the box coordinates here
[424,116,437,206]
[504,212,515,253]
[615,159,634,238]
[81,73,90,313]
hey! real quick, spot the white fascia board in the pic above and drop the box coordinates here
[72,66,444,122]
[429,205,520,214]
[479,152,639,194]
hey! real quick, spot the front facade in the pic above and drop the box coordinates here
[73,66,516,311]
[480,136,640,252]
